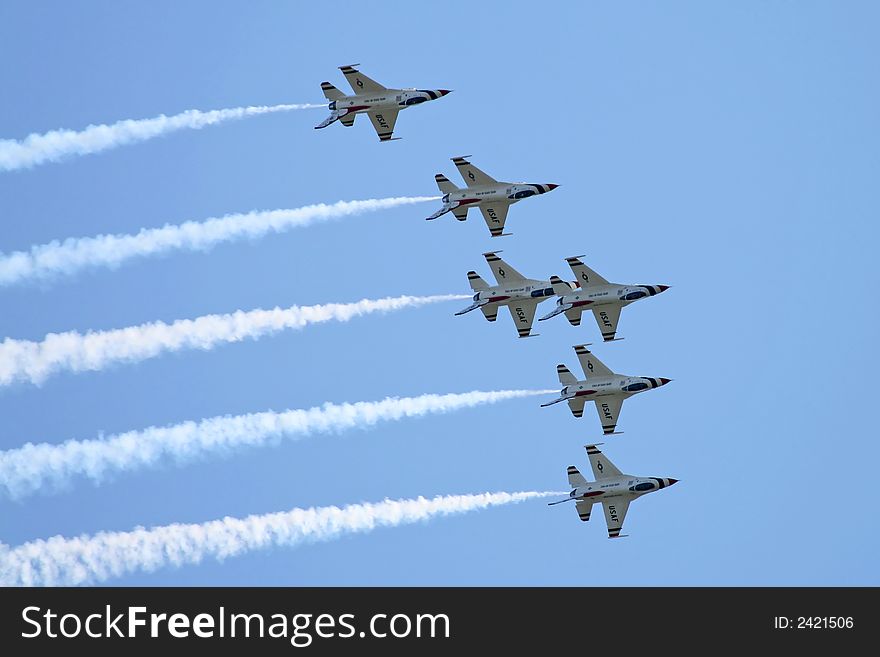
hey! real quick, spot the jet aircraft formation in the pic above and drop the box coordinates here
[316,65,677,539]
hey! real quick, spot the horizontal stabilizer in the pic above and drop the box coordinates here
[567,465,587,488]
[556,364,577,385]
[320,82,346,101]
[467,271,489,291]
[549,275,572,296]
[565,308,582,326]
[480,305,498,322]
[575,500,593,522]
[435,173,459,193]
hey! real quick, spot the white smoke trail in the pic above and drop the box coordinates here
[0,294,468,387]
[0,196,439,287]
[0,389,554,499]
[0,491,559,586]
[0,103,323,171]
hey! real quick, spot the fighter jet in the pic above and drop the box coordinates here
[541,345,671,435]
[539,256,669,341]
[548,444,678,538]
[315,65,450,142]
[427,156,559,237]
[455,252,576,338]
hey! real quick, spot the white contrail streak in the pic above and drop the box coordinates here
[0,103,322,171]
[0,389,554,498]
[0,196,439,287]
[0,491,559,586]
[0,294,468,388]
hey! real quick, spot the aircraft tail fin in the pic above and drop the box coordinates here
[435,173,459,194]
[320,82,346,101]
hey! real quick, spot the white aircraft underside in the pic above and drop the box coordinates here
[428,156,559,237]
[316,65,450,141]
[542,344,671,435]
[539,256,669,341]
[548,445,678,538]
[457,252,576,338]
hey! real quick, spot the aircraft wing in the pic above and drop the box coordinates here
[340,65,387,93]
[483,251,526,284]
[567,256,609,287]
[506,299,540,338]
[602,499,630,538]
[574,344,613,378]
[452,156,498,187]
[368,108,399,142]
[585,444,624,480]
[592,306,622,341]
[340,114,356,127]
[593,396,624,435]
[567,397,586,418]
[479,202,511,237]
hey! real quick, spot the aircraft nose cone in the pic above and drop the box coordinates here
[658,285,669,292]
[547,184,559,191]
[438,89,452,96]
[660,378,672,386]
[667,478,679,486]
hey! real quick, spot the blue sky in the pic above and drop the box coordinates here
[1,1,878,585]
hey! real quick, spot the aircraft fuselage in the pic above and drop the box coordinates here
[472,278,557,308]
[327,88,447,117]
[440,182,556,212]
[569,475,678,503]
[560,375,670,401]
[555,283,668,312]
